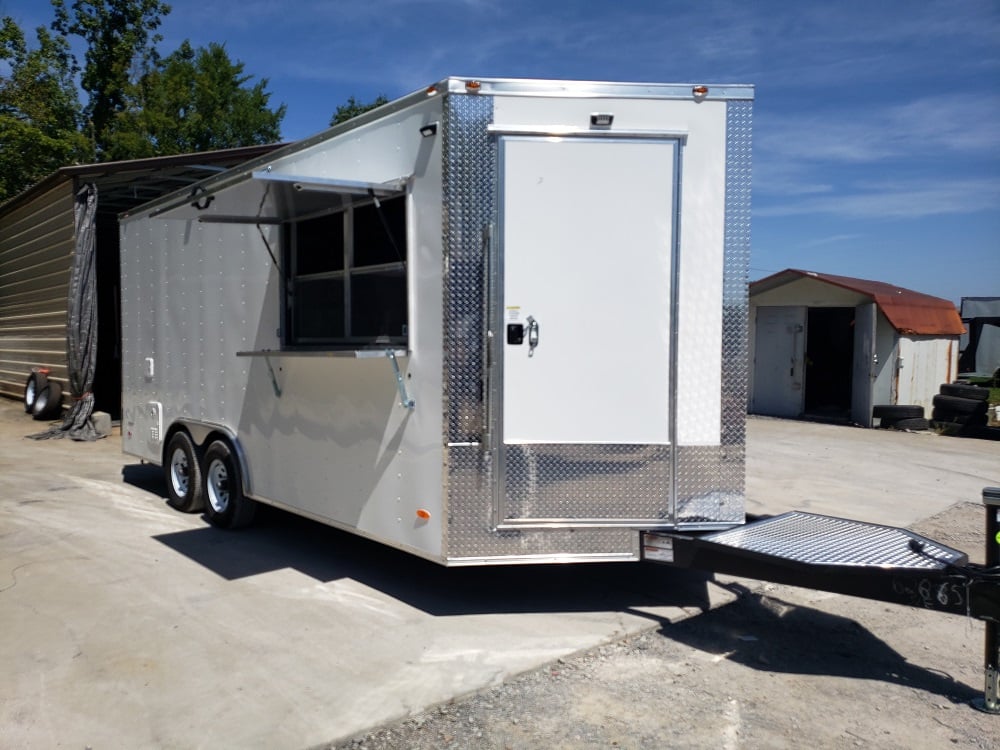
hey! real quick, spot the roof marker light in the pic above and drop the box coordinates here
[465,80,482,92]
[692,85,709,99]
[425,86,438,96]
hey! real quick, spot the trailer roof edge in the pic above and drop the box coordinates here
[122,76,754,221]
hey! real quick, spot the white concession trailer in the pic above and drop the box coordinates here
[120,77,754,565]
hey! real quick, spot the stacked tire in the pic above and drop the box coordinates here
[23,369,63,420]
[872,404,928,431]
[931,383,989,430]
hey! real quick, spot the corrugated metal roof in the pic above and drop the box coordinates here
[0,143,285,218]
[960,297,1000,320]
[750,269,965,336]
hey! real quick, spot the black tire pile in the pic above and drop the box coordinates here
[931,383,990,430]
[872,404,928,431]
[23,369,63,420]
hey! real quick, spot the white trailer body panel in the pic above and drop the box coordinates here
[120,78,753,565]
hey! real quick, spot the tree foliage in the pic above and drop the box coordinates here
[0,17,90,200]
[104,40,286,160]
[330,94,389,127]
[51,0,170,158]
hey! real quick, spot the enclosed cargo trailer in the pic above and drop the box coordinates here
[120,77,753,564]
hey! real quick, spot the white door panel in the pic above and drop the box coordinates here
[500,137,676,445]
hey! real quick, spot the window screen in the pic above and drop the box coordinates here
[286,195,407,347]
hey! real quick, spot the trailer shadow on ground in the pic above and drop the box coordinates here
[123,462,980,705]
[122,462,718,619]
[658,584,980,704]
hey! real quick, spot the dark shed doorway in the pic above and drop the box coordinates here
[804,307,854,421]
[93,215,121,419]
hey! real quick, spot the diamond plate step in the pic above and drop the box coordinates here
[701,511,967,570]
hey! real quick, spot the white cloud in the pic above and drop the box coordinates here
[756,177,1000,219]
[757,94,1000,165]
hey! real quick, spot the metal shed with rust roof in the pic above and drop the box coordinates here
[749,269,964,427]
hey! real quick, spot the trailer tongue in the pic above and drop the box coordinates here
[644,487,1000,713]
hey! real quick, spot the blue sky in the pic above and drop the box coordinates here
[3,0,998,304]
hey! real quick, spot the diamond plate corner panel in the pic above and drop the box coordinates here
[715,97,753,520]
[442,93,495,447]
[675,445,744,524]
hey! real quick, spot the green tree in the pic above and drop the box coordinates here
[51,0,170,158]
[0,17,90,201]
[330,94,389,127]
[104,40,285,160]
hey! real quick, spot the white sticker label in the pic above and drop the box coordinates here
[642,538,674,563]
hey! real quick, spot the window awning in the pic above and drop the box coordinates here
[146,171,410,224]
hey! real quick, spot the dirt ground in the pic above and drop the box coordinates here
[330,501,1000,750]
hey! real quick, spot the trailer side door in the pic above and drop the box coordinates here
[495,135,678,525]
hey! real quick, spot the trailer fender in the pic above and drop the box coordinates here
[169,420,254,499]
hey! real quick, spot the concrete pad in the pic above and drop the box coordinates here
[745,416,999,526]
[0,400,726,749]
[1,402,997,748]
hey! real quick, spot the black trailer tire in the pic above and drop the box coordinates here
[932,394,988,415]
[164,431,204,512]
[23,371,47,413]
[31,381,62,420]
[202,439,256,529]
[887,417,929,431]
[872,404,924,420]
[939,383,990,401]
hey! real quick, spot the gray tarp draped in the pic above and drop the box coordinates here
[30,182,101,440]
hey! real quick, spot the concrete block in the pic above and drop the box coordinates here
[91,411,112,438]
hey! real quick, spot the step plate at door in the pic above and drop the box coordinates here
[501,443,672,525]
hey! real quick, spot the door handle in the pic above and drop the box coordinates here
[527,316,539,357]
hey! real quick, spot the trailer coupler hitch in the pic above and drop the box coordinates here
[975,486,1000,713]
[643,487,1000,714]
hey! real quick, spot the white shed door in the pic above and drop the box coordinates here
[499,136,676,445]
[851,302,877,427]
[752,306,806,417]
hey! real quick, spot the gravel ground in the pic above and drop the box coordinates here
[325,501,1000,750]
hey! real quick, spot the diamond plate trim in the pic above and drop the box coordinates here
[705,512,966,569]
[717,98,752,514]
[446,445,640,559]
[502,444,671,522]
[442,93,494,446]
[674,445,743,524]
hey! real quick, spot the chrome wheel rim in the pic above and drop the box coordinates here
[207,460,229,513]
[169,448,190,497]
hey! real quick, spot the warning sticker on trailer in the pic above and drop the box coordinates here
[642,537,674,563]
[506,306,521,322]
